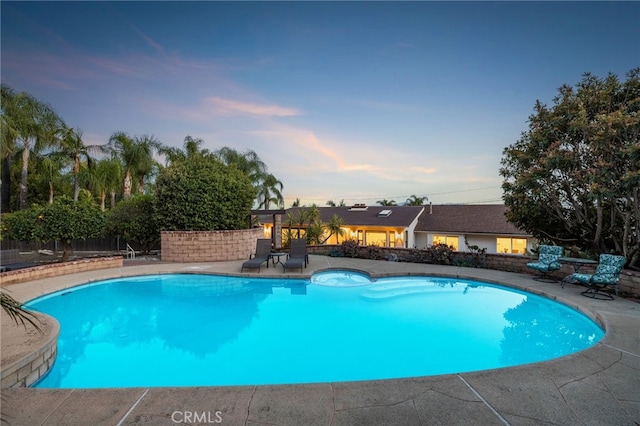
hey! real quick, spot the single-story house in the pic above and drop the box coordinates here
[414,204,534,255]
[255,204,534,255]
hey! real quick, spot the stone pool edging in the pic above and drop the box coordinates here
[2,257,638,425]
[0,314,59,388]
[0,262,620,388]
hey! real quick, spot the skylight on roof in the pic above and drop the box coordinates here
[378,209,392,217]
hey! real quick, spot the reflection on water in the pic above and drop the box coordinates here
[28,274,602,388]
[29,275,307,387]
[500,296,600,365]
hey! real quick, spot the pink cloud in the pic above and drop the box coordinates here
[205,97,301,117]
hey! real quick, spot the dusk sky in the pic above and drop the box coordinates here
[2,1,638,207]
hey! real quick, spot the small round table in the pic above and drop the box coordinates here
[560,257,598,287]
[270,252,287,267]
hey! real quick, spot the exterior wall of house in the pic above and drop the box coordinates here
[414,232,535,255]
[288,226,409,248]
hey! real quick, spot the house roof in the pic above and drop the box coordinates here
[285,206,425,228]
[416,204,529,236]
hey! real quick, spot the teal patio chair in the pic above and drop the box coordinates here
[572,254,626,300]
[526,245,564,282]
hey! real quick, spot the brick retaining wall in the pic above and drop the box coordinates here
[0,256,123,286]
[161,228,265,262]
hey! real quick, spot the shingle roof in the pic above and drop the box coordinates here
[286,206,425,228]
[416,204,529,235]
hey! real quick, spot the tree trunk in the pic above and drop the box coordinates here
[1,156,11,212]
[123,170,132,199]
[73,158,80,202]
[20,144,30,210]
[60,241,73,262]
[110,191,116,208]
[100,190,106,211]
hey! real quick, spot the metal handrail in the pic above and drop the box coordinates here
[126,243,135,259]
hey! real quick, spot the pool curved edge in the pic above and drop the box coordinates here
[2,257,639,425]
[0,312,59,388]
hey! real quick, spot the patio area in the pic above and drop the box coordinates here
[2,255,639,425]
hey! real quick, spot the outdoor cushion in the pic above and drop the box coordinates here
[572,254,626,299]
[526,245,563,281]
[527,245,563,272]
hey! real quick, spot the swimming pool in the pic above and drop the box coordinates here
[27,272,603,389]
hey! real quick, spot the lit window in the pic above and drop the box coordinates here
[497,238,527,254]
[433,235,459,250]
[365,231,387,246]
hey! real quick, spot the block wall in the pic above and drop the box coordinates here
[161,228,265,262]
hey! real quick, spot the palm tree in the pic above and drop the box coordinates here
[159,136,214,167]
[405,194,428,206]
[326,200,336,207]
[57,126,103,202]
[107,132,162,199]
[34,154,69,204]
[1,84,62,209]
[291,198,301,207]
[257,173,284,210]
[1,291,41,331]
[377,199,397,206]
[323,214,345,244]
[215,147,267,188]
[84,157,123,210]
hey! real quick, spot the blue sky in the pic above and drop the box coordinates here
[2,1,638,207]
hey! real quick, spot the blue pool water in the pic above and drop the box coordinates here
[27,272,604,389]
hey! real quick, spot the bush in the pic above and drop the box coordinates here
[340,239,359,258]
[366,245,382,260]
[2,197,105,261]
[154,158,256,231]
[38,197,105,260]
[425,243,454,265]
[106,195,159,254]
[1,208,40,242]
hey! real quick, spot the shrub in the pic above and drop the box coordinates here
[154,158,256,231]
[425,243,454,265]
[366,245,382,260]
[340,239,359,258]
[1,197,105,261]
[38,197,105,260]
[106,195,159,254]
[406,248,429,263]
[1,208,40,242]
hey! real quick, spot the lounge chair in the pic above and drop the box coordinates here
[572,254,626,300]
[283,239,307,273]
[241,239,272,273]
[526,245,563,282]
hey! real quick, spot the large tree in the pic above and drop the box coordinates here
[1,84,63,210]
[106,132,162,199]
[257,173,284,210]
[405,195,427,206]
[501,69,640,267]
[160,135,212,164]
[154,156,256,231]
[57,126,101,202]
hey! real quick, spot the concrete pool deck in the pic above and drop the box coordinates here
[1,255,639,425]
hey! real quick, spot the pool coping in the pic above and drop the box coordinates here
[1,256,639,425]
